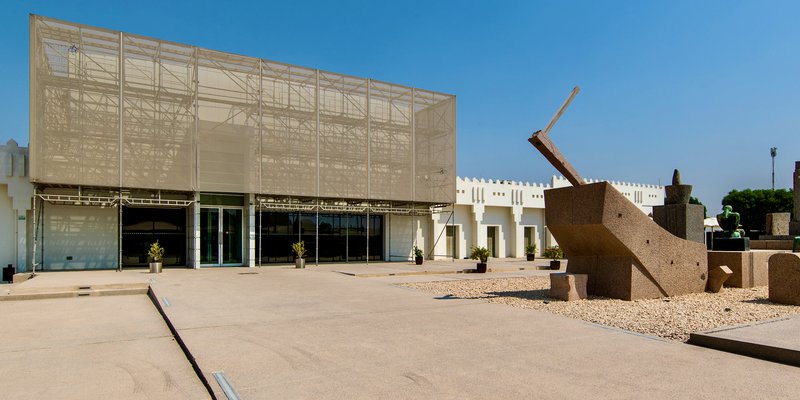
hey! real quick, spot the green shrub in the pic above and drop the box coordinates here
[148,241,165,262]
[413,245,423,258]
[542,245,564,260]
[525,244,537,254]
[469,246,490,263]
[291,241,306,259]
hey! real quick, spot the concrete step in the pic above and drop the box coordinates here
[0,285,149,301]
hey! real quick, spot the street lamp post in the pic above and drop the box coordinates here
[770,147,778,190]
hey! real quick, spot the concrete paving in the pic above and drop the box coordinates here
[0,295,209,399]
[148,266,800,399]
[689,315,800,367]
[314,257,560,277]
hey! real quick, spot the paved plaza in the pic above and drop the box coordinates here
[3,263,800,399]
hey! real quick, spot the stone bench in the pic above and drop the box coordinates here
[549,273,588,301]
[769,253,800,306]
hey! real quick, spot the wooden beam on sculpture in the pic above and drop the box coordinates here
[527,86,585,186]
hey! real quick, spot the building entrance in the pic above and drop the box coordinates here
[487,226,498,258]
[200,207,243,266]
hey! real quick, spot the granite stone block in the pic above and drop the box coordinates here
[765,213,790,236]
[653,204,705,243]
[768,253,800,306]
[549,273,588,301]
[707,265,732,293]
[708,250,785,288]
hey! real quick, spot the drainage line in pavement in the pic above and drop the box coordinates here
[147,287,217,399]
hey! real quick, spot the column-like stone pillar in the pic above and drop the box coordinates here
[511,206,523,258]
[428,213,440,260]
[792,161,800,235]
[247,194,256,267]
[16,212,27,272]
[191,193,200,269]
[473,204,485,249]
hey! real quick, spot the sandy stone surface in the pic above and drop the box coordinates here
[402,277,800,342]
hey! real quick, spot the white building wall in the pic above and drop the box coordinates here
[40,204,118,270]
[0,140,33,273]
[441,175,664,260]
[0,185,14,270]
[385,214,431,261]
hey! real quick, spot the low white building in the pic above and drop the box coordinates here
[0,140,33,274]
[428,176,664,260]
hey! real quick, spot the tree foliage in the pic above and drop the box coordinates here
[720,189,793,232]
[689,196,707,218]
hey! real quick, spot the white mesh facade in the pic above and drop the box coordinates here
[30,15,456,205]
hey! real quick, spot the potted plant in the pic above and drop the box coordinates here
[470,245,490,273]
[413,245,424,265]
[148,241,164,273]
[292,240,306,269]
[543,245,564,270]
[525,244,537,261]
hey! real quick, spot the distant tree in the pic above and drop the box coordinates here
[720,189,793,232]
[689,196,707,218]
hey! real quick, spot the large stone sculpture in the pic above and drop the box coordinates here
[653,169,704,243]
[528,87,707,300]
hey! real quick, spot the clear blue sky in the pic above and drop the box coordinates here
[1,0,798,208]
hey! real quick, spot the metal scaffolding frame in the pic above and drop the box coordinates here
[30,15,456,206]
[28,184,195,274]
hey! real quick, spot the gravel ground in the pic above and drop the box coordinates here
[402,277,800,342]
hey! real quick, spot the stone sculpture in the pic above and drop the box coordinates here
[549,273,588,301]
[664,169,692,205]
[706,265,732,293]
[764,212,790,236]
[714,205,750,251]
[653,169,704,243]
[768,253,800,306]
[528,87,707,300]
[716,205,743,238]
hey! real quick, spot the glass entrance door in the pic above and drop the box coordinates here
[222,209,243,265]
[200,207,243,266]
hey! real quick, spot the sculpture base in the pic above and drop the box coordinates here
[791,221,800,236]
[652,204,704,243]
[713,237,750,251]
[708,250,785,288]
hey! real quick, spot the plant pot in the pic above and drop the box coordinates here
[476,262,487,273]
[526,254,536,261]
[149,262,162,274]
[415,256,423,265]
[549,260,561,270]
[295,258,306,269]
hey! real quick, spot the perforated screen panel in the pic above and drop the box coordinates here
[30,15,456,205]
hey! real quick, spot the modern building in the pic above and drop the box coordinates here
[27,15,455,271]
